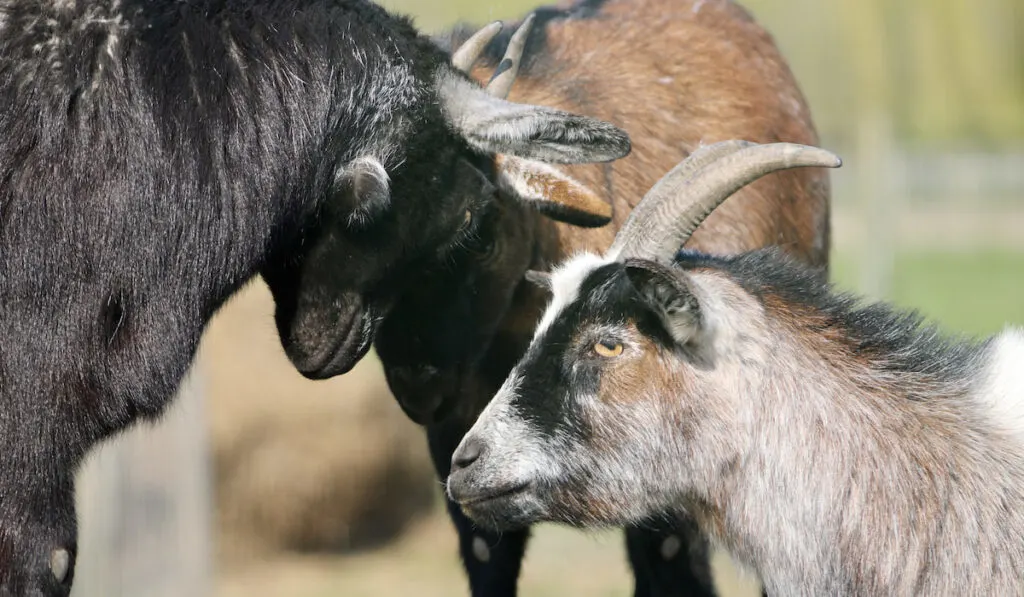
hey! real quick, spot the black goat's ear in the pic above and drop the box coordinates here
[623,259,702,347]
[436,72,631,165]
[495,155,612,228]
[524,269,552,291]
[336,157,391,229]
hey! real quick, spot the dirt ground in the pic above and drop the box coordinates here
[216,505,761,597]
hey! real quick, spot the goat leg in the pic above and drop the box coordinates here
[428,418,530,597]
[625,521,720,597]
[0,438,78,597]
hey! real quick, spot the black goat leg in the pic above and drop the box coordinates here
[625,518,719,597]
[428,419,529,597]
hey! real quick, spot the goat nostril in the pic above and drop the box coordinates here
[452,436,485,471]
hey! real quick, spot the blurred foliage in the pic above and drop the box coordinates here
[382,0,1024,147]
[833,250,1024,337]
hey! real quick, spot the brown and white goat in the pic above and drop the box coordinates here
[448,141,1024,596]
[372,0,830,594]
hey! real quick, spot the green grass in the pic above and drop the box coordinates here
[832,249,1024,337]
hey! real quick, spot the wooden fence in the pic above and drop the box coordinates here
[72,366,212,597]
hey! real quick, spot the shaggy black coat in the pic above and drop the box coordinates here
[0,1,630,594]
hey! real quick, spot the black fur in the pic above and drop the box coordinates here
[374,189,538,423]
[0,1,591,594]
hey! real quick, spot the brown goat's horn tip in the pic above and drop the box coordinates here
[806,146,843,168]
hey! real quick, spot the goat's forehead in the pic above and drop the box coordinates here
[534,252,612,337]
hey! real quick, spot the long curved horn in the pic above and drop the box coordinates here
[606,140,755,258]
[451,21,503,73]
[485,14,536,99]
[608,141,842,261]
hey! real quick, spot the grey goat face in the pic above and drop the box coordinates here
[444,139,841,530]
[445,257,734,530]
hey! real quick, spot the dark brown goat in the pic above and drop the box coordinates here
[372,0,833,594]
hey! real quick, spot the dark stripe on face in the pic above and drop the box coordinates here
[511,262,657,440]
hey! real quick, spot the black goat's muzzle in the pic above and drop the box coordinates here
[286,295,378,380]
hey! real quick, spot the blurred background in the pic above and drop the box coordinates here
[70,0,1023,595]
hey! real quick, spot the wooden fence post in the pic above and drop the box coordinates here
[72,365,213,597]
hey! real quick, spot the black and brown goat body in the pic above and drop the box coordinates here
[370,0,833,595]
[0,1,629,594]
[448,141,1024,596]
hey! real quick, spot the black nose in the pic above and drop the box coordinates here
[452,435,486,471]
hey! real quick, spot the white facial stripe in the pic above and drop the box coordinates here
[476,372,522,424]
[534,252,610,337]
[460,372,564,484]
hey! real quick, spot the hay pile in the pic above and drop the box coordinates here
[199,279,437,562]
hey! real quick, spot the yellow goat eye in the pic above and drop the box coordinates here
[462,209,473,228]
[593,341,623,358]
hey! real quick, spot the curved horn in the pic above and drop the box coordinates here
[485,13,536,99]
[607,140,754,258]
[451,21,503,73]
[609,141,842,261]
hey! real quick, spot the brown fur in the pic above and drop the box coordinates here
[495,155,614,221]
[472,0,829,266]
[595,323,683,406]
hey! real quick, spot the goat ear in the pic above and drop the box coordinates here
[623,259,703,346]
[437,73,631,165]
[336,157,391,228]
[495,155,612,228]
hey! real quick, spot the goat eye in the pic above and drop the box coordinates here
[461,209,473,228]
[593,341,623,358]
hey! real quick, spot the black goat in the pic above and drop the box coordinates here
[0,1,628,594]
